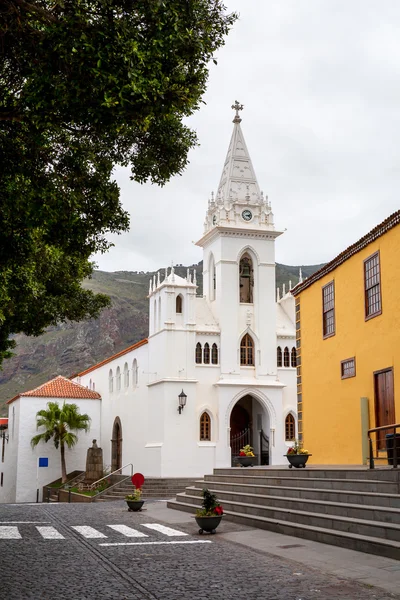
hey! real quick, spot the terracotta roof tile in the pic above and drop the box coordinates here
[76,338,148,377]
[292,210,400,295]
[7,376,101,404]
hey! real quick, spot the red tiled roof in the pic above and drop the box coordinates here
[7,376,101,404]
[292,210,400,295]
[77,338,148,377]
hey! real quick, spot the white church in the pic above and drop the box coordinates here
[0,104,297,503]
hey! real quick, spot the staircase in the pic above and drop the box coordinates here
[98,477,195,501]
[168,467,400,560]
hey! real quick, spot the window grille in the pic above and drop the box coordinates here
[322,281,335,337]
[285,414,295,441]
[211,343,218,365]
[200,412,211,441]
[203,343,210,364]
[291,347,297,368]
[364,253,381,318]
[195,343,202,364]
[277,347,282,367]
[240,334,254,366]
[283,347,290,367]
[341,357,356,379]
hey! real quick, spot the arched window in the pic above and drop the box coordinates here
[176,295,183,314]
[209,253,216,302]
[240,334,254,366]
[89,378,92,390]
[116,366,121,391]
[291,347,297,368]
[158,297,162,329]
[200,412,211,441]
[92,382,95,391]
[132,359,138,387]
[283,347,290,367]
[203,342,210,364]
[285,414,296,441]
[277,346,282,368]
[109,369,113,393]
[195,342,202,364]
[211,343,218,365]
[239,253,254,303]
[124,362,129,388]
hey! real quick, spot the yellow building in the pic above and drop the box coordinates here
[293,210,400,465]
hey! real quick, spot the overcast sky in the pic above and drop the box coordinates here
[94,1,400,273]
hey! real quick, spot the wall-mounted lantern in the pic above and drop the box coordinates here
[178,390,187,414]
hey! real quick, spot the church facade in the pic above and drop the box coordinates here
[0,106,297,502]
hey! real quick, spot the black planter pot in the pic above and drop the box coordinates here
[126,500,144,511]
[285,454,311,468]
[195,515,223,534]
[235,455,258,467]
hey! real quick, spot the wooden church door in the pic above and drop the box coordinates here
[374,368,395,450]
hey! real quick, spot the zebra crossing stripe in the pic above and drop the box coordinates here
[107,525,148,538]
[100,540,212,547]
[36,526,65,540]
[0,526,22,539]
[71,526,107,539]
[142,523,188,537]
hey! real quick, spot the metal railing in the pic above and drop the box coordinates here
[368,423,400,469]
[89,463,134,491]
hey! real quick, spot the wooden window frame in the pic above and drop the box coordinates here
[200,412,211,441]
[341,357,356,379]
[322,281,335,339]
[283,347,290,367]
[203,342,210,364]
[240,334,254,366]
[285,414,296,441]
[211,343,218,365]
[176,295,183,314]
[277,346,282,368]
[195,342,202,364]
[364,251,382,320]
[291,347,297,368]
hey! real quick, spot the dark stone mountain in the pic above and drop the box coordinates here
[0,262,323,414]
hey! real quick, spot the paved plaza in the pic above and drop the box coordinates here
[0,500,399,600]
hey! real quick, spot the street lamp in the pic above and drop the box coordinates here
[178,390,187,414]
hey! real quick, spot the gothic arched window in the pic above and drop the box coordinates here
[200,412,211,441]
[176,295,183,314]
[291,347,297,368]
[211,343,218,365]
[239,253,254,303]
[109,369,113,393]
[124,362,129,388]
[285,414,296,441]
[195,343,202,364]
[240,334,254,366]
[283,347,290,367]
[277,346,282,367]
[203,342,210,364]
[116,366,121,391]
[132,359,138,387]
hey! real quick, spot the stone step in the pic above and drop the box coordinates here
[195,479,400,509]
[213,468,400,483]
[204,474,400,494]
[187,485,400,524]
[167,498,400,561]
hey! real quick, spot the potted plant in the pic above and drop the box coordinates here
[125,488,144,511]
[195,488,224,535]
[236,444,258,467]
[285,440,312,468]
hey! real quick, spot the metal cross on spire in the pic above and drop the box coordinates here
[231,100,244,123]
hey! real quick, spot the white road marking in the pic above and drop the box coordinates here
[99,540,212,547]
[142,523,188,537]
[0,526,22,539]
[36,526,65,540]
[0,521,50,524]
[107,525,148,538]
[71,526,107,539]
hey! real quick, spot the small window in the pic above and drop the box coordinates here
[211,343,218,365]
[203,343,210,364]
[285,414,296,441]
[291,347,297,368]
[364,252,382,319]
[277,347,282,367]
[322,281,335,338]
[124,362,129,388]
[176,295,183,314]
[132,359,138,387]
[200,412,211,441]
[341,357,356,379]
[116,366,121,391]
[109,369,113,393]
[240,334,254,366]
[283,347,290,367]
[195,343,202,364]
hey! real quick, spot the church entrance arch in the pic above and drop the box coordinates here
[111,417,123,472]
[229,394,270,465]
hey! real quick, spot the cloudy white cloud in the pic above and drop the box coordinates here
[94,0,400,272]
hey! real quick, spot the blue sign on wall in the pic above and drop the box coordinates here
[38,458,48,468]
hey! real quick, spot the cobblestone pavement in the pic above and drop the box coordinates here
[0,501,398,600]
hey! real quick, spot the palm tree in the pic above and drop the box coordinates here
[31,402,91,483]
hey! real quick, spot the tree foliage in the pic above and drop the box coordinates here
[0,0,236,364]
[31,401,91,482]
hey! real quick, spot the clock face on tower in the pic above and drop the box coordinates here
[241,209,253,222]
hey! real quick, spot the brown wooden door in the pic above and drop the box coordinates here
[374,369,395,449]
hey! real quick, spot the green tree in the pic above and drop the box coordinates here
[0,1,237,365]
[31,401,91,483]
